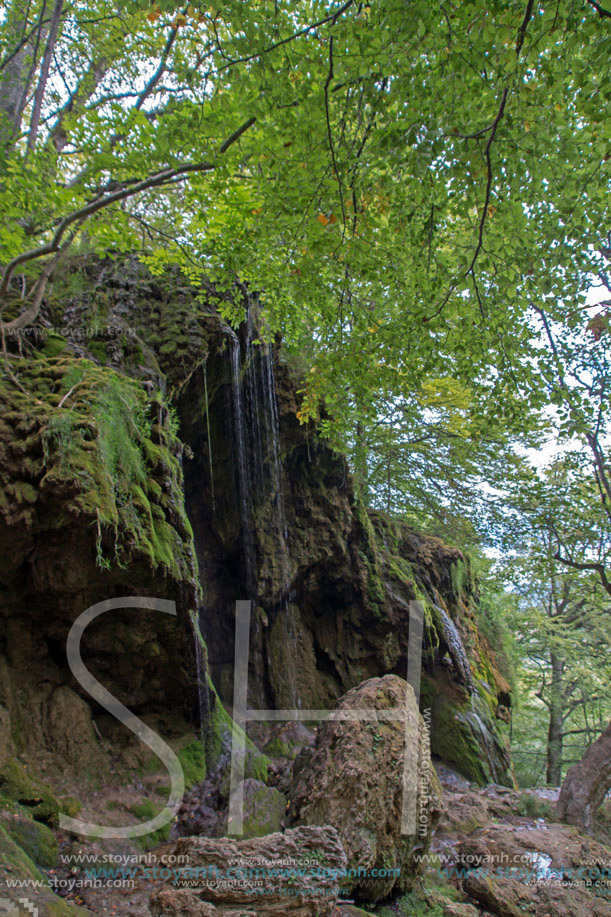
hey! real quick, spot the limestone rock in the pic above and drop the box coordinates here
[0,703,11,767]
[44,685,105,770]
[457,824,611,917]
[150,888,220,916]
[240,778,286,839]
[0,812,58,867]
[150,890,258,917]
[152,826,347,916]
[337,906,375,916]
[289,674,442,903]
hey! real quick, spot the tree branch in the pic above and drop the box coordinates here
[202,0,355,78]
[135,23,179,111]
[553,551,611,598]
[49,56,110,152]
[585,0,611,17]
[0,116,257,306]
[27,0,64,152]
[465,0,536,285]
[324,36,346,228]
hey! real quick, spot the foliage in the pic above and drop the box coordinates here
[491,510,611,787]
[0,2,609,496]
[515,792,554,819]
[0,353,195,579]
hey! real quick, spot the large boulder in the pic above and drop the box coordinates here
[150,826,347,917]
[289,674,442,903]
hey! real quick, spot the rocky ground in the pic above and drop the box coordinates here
[2,717,610,917]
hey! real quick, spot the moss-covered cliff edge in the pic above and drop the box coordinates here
[0,255,513,831]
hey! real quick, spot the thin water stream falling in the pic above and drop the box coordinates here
[435,604,474,694]
[193,623,209,739]
[226,296,297,704]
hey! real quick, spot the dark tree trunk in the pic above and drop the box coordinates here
[556,719,611,834]
[546,653,563,785]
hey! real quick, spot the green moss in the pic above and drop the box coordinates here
[264,738,292,758]
[128,798,171,848]
[0,760,62,825]
[205,674,269,782]
[40,334,68,358]
[0,825,87,915]
[177,739,207,787]
[429,696,488,785]
[0,824,46,882]
[0,355,197,583]
[129,799,159,819]
[241,783,286,839]
[88,339,109,364]
[0,813,59,867]
[377,884,446,917]
[450,558,468,598]
[515,793,553,820]
[46,900,91,916]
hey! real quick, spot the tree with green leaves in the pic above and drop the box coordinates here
[1,0,610,823]
[498,535,611,786]
[1,0,609,436]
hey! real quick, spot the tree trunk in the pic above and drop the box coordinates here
[27,0,65,152]
[556,719,611,834]
[546,653,563,785]
[0,7,47,150]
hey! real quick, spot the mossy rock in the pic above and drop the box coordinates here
[205,676,270,783]
[0,355,197,583]
[240,778,286,839]
[0,823,45,880]
[0,824,88,913]
[429,696,488,786]
[0,812,59,867]
[338,906,376,916]
[177,738,207,787]
[0,760,61,825]
[39,333,69,359]
[128,798,172,848]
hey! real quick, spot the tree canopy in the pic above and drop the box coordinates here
[1,0,610,823]
[0,0,610,533]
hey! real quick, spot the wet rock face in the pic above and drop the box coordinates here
[0,261,208,779]
[0,258,512,792]
[289,675,443,904]
[179,315,514,786]
[150,826,347,916]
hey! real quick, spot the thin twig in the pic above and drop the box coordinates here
[324,36,346,227]
[585,0,611,17]
[0,117,256,298]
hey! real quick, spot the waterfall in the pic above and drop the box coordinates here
[228,328,258,596]
[227,296,291,601]
[435,604,474,694]
[457,703,508,784]
[193,616,210,739]
[225,295,297,705]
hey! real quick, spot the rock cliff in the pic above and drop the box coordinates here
[0,256,512,795]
